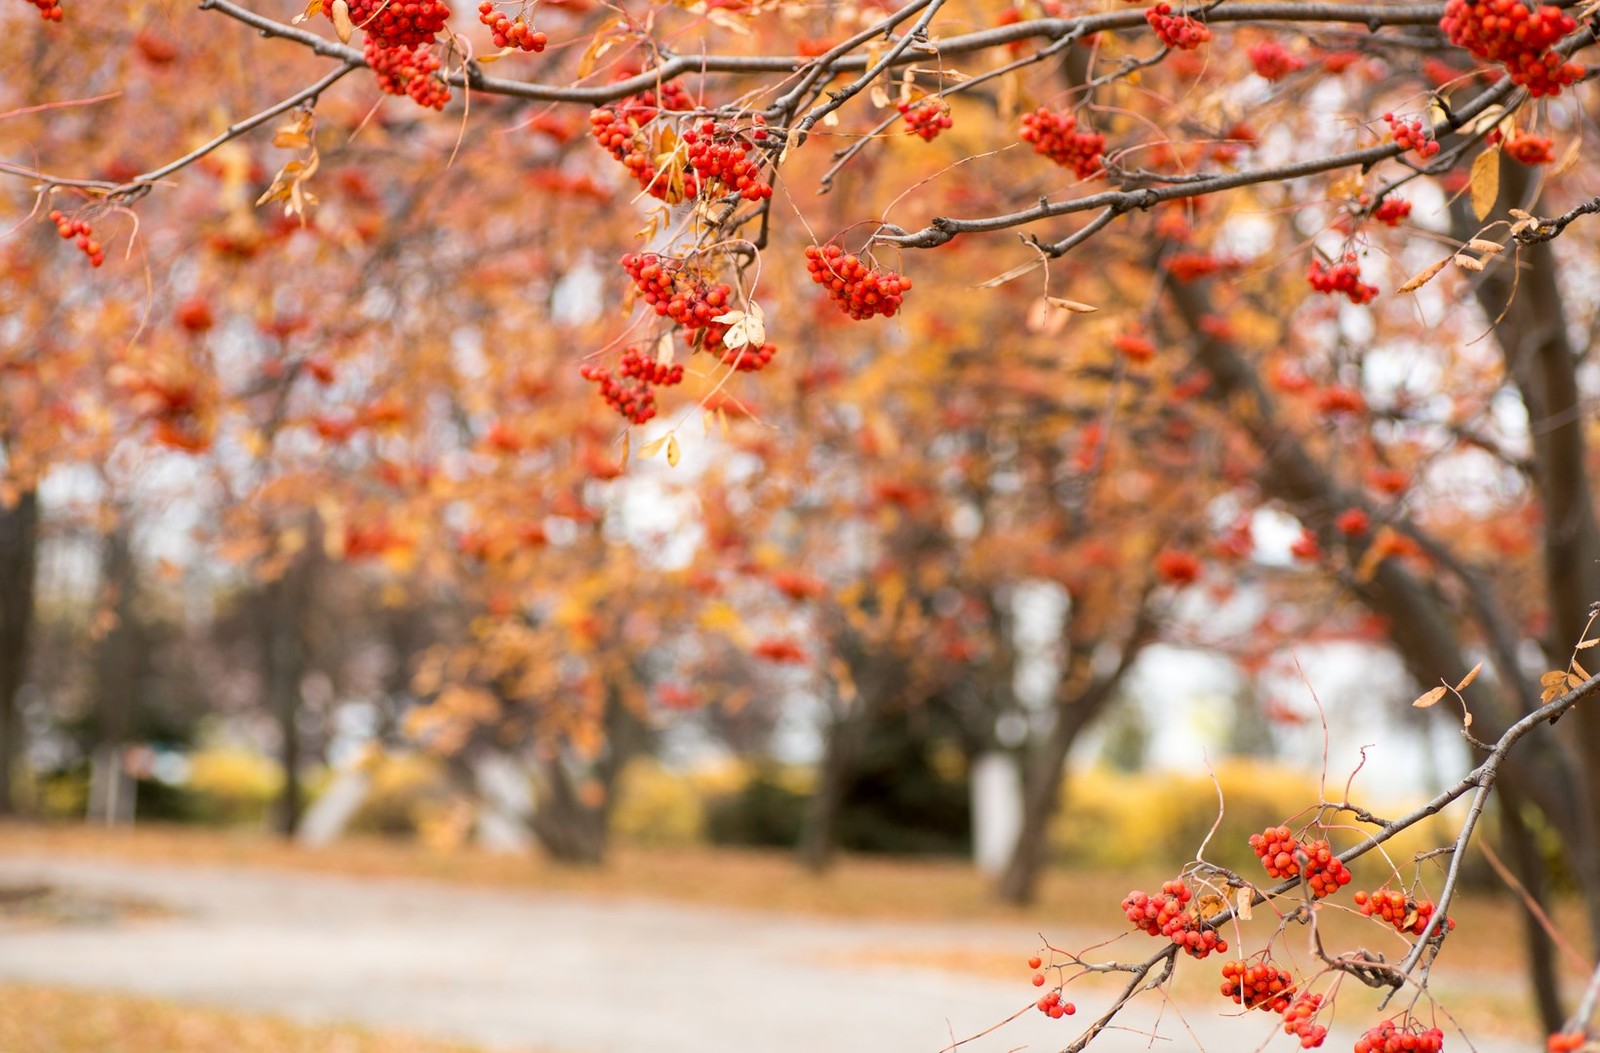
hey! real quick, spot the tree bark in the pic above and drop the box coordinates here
[996,605,1150,905]
[994,672,1104,904]
[1167,256,1591,1022]
[797,691,877,873]
[264,552,311,839]
[1451,159,1600,956]
[0,490,39,817]
[1498,783,1564,1034]
[524,683,650,864]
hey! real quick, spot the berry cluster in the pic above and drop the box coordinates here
[1020,107,1105,179]
[1166,252,1236,283]
[588,83,697,202]
[366,39,451,109]
[804,244,912,321]
[899,98,953,141]
[1248,826,1353,898]
[682,119,773,201]
[1146,4,1211,50]
[477,2,546,50]
[580,346,683,425]
[1337,507,1372,534]
[1248,41,1306,80]
[1372,196,1412,226]
[331,0,450,48]
[1155,548,1201,585]
[1122,880,1229,958]
[1353,890,1456,936]
[1282,993,1328,1049]
[621,252,733,332]
[1114,331,1157,362]
[1307,255,1378,305]
[24,0,62,20]
[1220,959,1295,1013]
[1354,1020,1445,1053]
[721,340,776,372]
[48,209,103,267]
[1034,989,1076,1019]
[1249,825,1300,878]
[1547,1033,1586,1053]
[1440,1,1584,98]
[1384,113,1441,159]
[1495,129,1556,164]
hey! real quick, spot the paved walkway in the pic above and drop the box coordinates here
[0,856,1524,1053]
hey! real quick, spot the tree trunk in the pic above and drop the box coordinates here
[1451,159,1600,957]
[996,609,1149,905]
[524,684,649,864]
[994,695,1095,905]
[1166,258,1589,1022]
[265,553,311,839]
[796,697,875,873]
[0,490,38,817]
[527,755,608,864]
[1498,784,1564,1034]
[87,526,138,825]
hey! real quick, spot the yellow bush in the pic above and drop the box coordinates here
[348,753,457,838]
[610,758,707,847]
[186,747,283,825]
[1052,762,1457,875]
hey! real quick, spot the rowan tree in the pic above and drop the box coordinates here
[7,0,1600,1047]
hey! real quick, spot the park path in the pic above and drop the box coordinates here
[0,855,1524,1053]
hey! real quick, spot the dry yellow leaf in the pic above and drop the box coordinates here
[1398,257,1450,293]
[1413,685,1448,709]
[1470,147,1500,220]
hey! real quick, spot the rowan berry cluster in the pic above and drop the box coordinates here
[1547,1032,1586,1052]
[477,2,546,51]
[1337,507,1371,534]
[366,39,451,109]
[1248,826,1353,898]
[1248,41,1306,80]
[588,83,697,202]
[1384,113,1441,159]
[1353,890,1455,936]
[618,345,685,387]
[1493,129,1556,164]
[1372,197,1412,226]
[621,252,733,331]
[331,0,450,48]
[581,346,683,425]
[1146,4,1210,50]
[1121,880,1228,958]
[1166,252,1236,283]
[1155,548,1201,585]
[24,0,62,20]
[48,210,103,267]
[1307,255,1378,305]
[1283,993,1328,1049]
[1019,108,1105,179]
[682,119,773,201]
[803,244,912,321]
[1440,0,1584,98]
[1220,959,1295,1013]
[1354,1019,1445,1053]
[899,99,953,141]
[1113,331,1157,362]
[720,340,776,372]
[1034,989,1076,1019]
[1249,825,1300,878]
